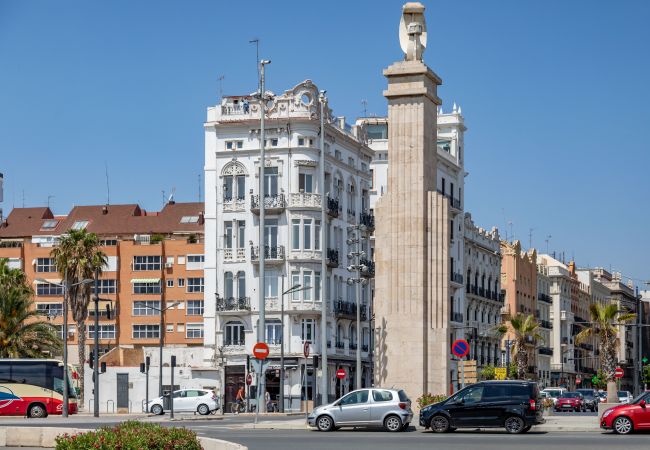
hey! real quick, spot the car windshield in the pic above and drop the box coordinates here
[562,393,580,398]
[617,391,628,397]
[546,391,561,398]
[576,390,594,398]
[631,392,649,404]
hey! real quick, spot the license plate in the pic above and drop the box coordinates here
[562,404,571,408]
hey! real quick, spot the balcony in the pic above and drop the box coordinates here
[335,341,345,349]
[334,300,368,321]
[539,320,552,329]
[450,272,464,286]
[327,340,332,348]
[360,211,375,231]
[478,287,485,298]
[360,259,375,278]
[436,189,462,213]
[251,245,285,265]
[216,296,251,313]
[326,248,339,268]
[223,196,246,213]
[250,194,286,214]
[538,293,552,304]
[288,192,321,210]
[349,343,358,350]
[538,347,553,356]
[327,196,340,218]
[224,247,246,263]
[362,344,369,352]
[451,312,464,323]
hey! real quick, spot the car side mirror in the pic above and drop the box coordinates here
[640,400,646,408]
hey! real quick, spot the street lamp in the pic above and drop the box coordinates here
[142,301,180,397]
[559,343,569,388]
[346,224,369,390]
[278,282,311,413]
[36,277,94,418]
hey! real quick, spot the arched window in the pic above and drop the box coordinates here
[221,162,247,201]
[224,272,233,299]
[350,324,357,347]
[237,271,246,298]
[224,321,245,346]
[336,324,344,346]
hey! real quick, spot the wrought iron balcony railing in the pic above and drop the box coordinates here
[250,194,286,212]
[216,296,251,312]
[251,245,285,262]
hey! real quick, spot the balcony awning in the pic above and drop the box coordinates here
[33,279,62,285]
[130,278,161,283]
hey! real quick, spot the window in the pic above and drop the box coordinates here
[237,221,246,248]
[372,390,393,402]
[99,239,117,246]
[41,220,59,230]
[266,138,278,147]
[187,277,204,293]
[450,386,484,405]
[315,272,321,301]
[36,283,63,296]
[303,272,312,301]
[303,219,312,249]
[187,255,204,270]
[36,303,63,316]
[177,278,185,288]
[266,319,282,345]
[224,272,233,298]
[186,323,204,339]
[224,222,233,249]
[133,281,161,294]
[315,220,321,250]
[340,390,369,405]
[187,300,204,315]
[264,271,278,297]
[166,324,174,332]
[237,271,246,298]
[132,300,161,316]
[264,219,278,247]
[291,272,300,301]
[298,137,305,146]
[302,319,315,343]
[133,324,160,339]
[88,324,116,340]
[180,215,199,224]
[71,220,89,230]
[35,258,56,273]
[167,279,174,288]
[299,173,313,193]
[133,256,161,271]
[224,174,246,201]
[334,149,342,160]
[292,219,300,250]
[263,167,278,196]
[366,124,387,140]
[224,321,245,346]
[225,140,243,150]
[92,279,117,294]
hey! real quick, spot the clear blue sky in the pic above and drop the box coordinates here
[1,0,648,284]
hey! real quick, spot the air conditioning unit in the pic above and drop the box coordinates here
[165,263,173,268]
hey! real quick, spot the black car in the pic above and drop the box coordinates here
[575,389,598,412]
[419,381,545,434]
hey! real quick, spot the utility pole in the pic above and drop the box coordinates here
[93,268,100,417]
[319,91,328,405]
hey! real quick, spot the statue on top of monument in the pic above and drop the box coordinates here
[399,2,427,61]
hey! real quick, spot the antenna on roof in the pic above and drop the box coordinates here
[218,74,225,100]
[249,38,260,95]
[198,174,202,203]
[22,190,25,208]
[168,187,176,205]
[47,195,55,209]
[361,99,368,117]
[105,161,110,205]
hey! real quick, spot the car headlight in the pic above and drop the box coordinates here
[603,409,614,418]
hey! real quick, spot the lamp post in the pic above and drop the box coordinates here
[142,301,180,397]
[559,343,569,388]
[279,281,311,413]
[346,225,368,390]
[318,90,328,406]
[36,277,94,418]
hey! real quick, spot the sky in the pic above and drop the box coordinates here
[1,0,649,285]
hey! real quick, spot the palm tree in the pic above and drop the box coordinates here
[496,313,544,379]
[51,229,107,404]
[0,259,62,357]
[575,303,635,403]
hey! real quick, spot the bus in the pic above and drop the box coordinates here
[0,359,78,417]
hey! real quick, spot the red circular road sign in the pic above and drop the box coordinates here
[253,342,270,360]
[246,373,253,386]
[303,341,310,358]
[615,367,624,378]
[576,377,582,384]
[451,339,470,358]
[336,368,346,380]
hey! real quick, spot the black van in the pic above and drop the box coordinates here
[419,381,545,434]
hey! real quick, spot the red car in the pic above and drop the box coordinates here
[600,392,650,434]
[555,392,584,412]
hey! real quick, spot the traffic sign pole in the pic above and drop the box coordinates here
[461,357,465,389]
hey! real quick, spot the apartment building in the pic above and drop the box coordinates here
[536,264,553,387]
[203,80,375,407]
[0,202,206,364]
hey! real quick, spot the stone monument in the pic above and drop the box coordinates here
[374,2,452,398]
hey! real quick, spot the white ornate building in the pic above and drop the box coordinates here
[203,80,375,408]
[536,265,553,387]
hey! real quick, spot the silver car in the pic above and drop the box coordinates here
[307,388,413,432]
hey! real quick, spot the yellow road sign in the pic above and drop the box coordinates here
[495,367,507,380]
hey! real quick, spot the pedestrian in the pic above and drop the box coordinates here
[242,98,249,113]
[265,390,273,413]
[235,384,245,414]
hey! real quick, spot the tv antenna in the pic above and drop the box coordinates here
[105,161,110,205]
[249,38,260,94]
[167,187,176,204]
[528,228,534,250]
[545,235,552,254]
[218,75,225,100]
[361,99,368,117]
[47,195,55,208]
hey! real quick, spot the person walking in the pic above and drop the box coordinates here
[235,385,245,414]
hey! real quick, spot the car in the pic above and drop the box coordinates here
[307,388,413,432]
[618,391,634,404]
[541,388,567,406]
[419,381,545,434]
[146,389,219,415]
[600,392,650,434]
[575,389,598,412]
[555,392,584,412]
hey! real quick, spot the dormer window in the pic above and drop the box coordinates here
[72,220,89,230]
[41,220,59,230]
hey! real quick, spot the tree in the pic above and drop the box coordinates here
[496,313,543,380]
[575,303,635,403]
[0,258,62,357]
[51,229,107,404]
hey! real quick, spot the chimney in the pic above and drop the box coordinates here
[102,205,108,215]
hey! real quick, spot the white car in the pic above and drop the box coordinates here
[147,389,219,415]
[617,390,633,404]
[541,388,567,406]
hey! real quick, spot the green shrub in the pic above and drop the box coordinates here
[416,393,448,409]
[480,364,496,380]
[55,421,202,450]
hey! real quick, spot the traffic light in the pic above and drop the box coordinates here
[146,356,151,369]
[140,363,146,374]
[246,355,251,372]
[313,355,319,369]
[171,355,176,368]
[100,362,106,373]
[88,351,94,369]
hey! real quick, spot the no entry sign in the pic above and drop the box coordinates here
[303,341,310,358]
[336,368,346,380]
[253,342,270,360]
[451,339,470,358]
[246,373,253,386]
[615,367,624,379]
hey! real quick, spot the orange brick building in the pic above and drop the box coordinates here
[0,202,205,364]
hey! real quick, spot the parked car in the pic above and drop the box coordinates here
[555,392,584,412]
[419,381,545,434]
[147,389,219,415]
[541,388,567,406]
[576,389,598,412]
[617,391,633,404]
[308,388,413,432]
[600,392,650,434]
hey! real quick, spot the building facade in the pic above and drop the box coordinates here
[536,264,553,387]
[203,80,375,408]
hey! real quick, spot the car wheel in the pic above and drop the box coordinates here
[384,414,403,432]
[151,404,164,415]
[504,416,525,434]
[613,416,633,435]
[28,404,47,418]
[197,404,210,416]
[430,415,450,433]
[316,415,334,432]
